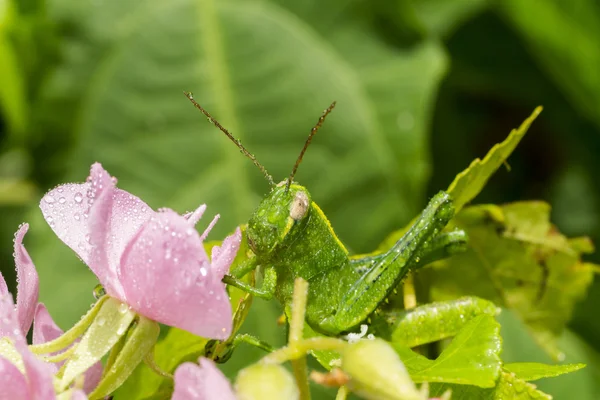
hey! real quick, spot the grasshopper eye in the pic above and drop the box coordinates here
[290,191,309,221]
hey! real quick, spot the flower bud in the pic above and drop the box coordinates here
[235,363,299,400]
[341,338,424,400]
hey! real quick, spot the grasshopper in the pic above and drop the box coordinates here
[185,93,476,338]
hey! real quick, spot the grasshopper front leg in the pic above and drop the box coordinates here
[310,191,456,334]
[223,266,277,300]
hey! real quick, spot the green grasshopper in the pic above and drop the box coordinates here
[185,93,475,338]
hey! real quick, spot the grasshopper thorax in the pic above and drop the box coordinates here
[247,181,311,257]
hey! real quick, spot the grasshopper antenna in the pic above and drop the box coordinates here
[286,101,337,192]
[184,91,274,187]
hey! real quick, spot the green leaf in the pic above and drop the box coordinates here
[504,362,585,382]
[500,310,600,400]
[426,201,597,359]
[89,316,160,400]
[429,371,552,400]
[384,297,499,348]
[114,326,208,400]
[447,107,542,213]
[500,0,600,131]
[60,297,136,391]
[394,315,502,387]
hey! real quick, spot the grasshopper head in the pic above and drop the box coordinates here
[247,181,311,257]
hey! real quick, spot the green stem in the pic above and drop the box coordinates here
[29,296,108,355]
[144,348,173,380]
[335,386,349,400]
[290,278,308,346]
[263,337,347,364]
[41,344,76,363]
[292,358,311,400]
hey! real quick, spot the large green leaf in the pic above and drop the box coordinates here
[394,315,502,387]
[29,0,446,329]
[426,201,597,359]
[499,0,600,131]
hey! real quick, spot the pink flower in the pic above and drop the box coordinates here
[0,293,87,400]
[1,224,101,395]
[40,163,240,339]
[172,357,236,400]
[0,224,39,337]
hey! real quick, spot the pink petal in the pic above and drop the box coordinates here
[119,210,233,339]
[0,294,24,342]
[13,223,39,335]
[172,358,236,400]
[18,341,57,400]
[211,228,242,279]
[0,271,7,296]
[199,214,220,242]
[40,163,153,300]
[82,361,103,395]
[0,294,56,400]
[184,204,207,226]
[70,390,89,400]
[32,303,63,346]
[0,356,30,400]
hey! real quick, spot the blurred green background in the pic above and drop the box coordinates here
[1,0,600,398]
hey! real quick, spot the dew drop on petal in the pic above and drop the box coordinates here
[58,197,66,204]
[74,212,81,221]
[44,194,56,204]
[96,317,106,327]
[74,192,83,203]
[118,303,129,314]
[93,284,106,299]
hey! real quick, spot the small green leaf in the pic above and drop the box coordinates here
[430,371,552,399]
[60,297,136,390]
[113,326,208,400]
[383,297,498,348]
[447,107,542,213]
[426,202,597,359]
[89,316,160,400]
[504,362,586,382]
[394,315,502,387]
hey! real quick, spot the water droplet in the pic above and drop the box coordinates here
[74,192,83,203]
[96,317,106,327]
[93,284,106,299]
[58,197,66,204]
[118,303,129,314]
[44,194,56,204]
[74,213,81,221]
[200,267,207,277]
